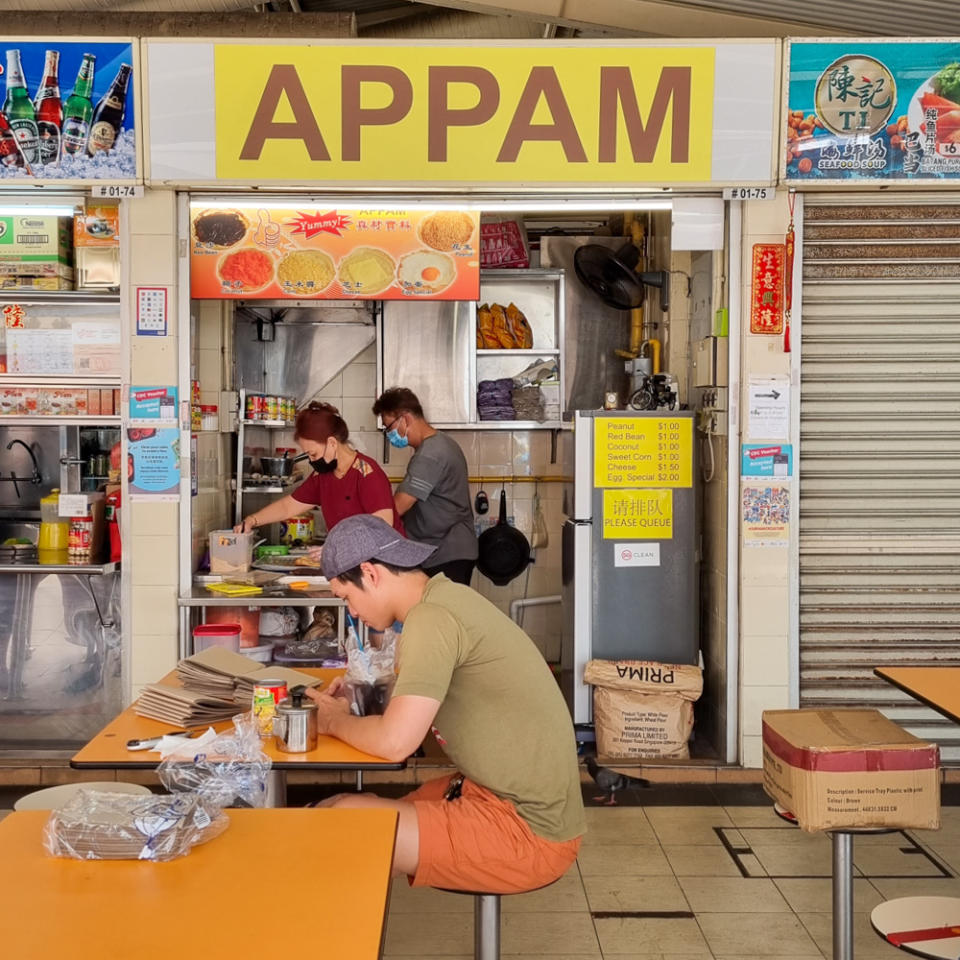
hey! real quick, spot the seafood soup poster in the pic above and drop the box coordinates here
[0,40,137,182]
[189,206,480,301]
[786,40,960,181]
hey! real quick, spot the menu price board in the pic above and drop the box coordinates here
[593,416,693,489]
[189,206,479,301]
[786,40,960,182]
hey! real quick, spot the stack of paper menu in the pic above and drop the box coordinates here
[135,683,248,726]
[133,648,323,726]
[176,648,322,703]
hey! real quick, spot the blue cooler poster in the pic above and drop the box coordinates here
[786,40,960,182]
[0,40,136,181]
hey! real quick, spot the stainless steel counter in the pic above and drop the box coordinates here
[0,562,119,576]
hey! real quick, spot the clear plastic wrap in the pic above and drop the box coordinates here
[344,624,397,717]
[158,712,272,809]
[45,714,271,862]
[43,789,228,862]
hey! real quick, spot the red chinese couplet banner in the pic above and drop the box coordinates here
[750,243,785,335]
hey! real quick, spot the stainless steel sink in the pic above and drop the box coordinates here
[0,520,40,545]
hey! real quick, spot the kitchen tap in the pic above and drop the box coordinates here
[4,439,42,498]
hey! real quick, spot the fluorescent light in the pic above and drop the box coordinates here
[0,204,77,215]
[191,197,673,213]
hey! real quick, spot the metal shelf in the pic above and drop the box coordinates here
[0,561,119,576]
[0,376,122,386]
[241,419,295,428]
[433,421,570,431]
[477,349,560,357]
[178,587,343,608]
[0,416,121,426]
[0,291,120,305]
[241,485,288,494]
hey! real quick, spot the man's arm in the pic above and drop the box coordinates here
[394,490,418,517]
[309,689,440,762]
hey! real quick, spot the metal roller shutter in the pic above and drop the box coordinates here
[800,197,960,761]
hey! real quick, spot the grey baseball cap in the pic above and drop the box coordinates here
[322,514,436,580]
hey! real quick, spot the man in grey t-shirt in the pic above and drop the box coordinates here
[373,387,478,585]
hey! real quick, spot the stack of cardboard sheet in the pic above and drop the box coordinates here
[133,648,322,726]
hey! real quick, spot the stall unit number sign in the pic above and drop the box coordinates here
[594,416,692,488]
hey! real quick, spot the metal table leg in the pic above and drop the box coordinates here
[265,770,287,808]
[355,770,363,792]
[832,831,854,960]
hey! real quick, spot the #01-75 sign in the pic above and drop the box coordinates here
[0,39,137,182]
[786,39,960,182]
[190,205,479,300]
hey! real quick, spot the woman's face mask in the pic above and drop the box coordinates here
[304,438,337,473]
[309,456,337,474]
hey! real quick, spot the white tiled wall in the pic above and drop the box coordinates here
[312,346,570,661]
[738,192,795,765]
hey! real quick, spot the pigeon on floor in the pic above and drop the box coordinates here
[586,756,651,805]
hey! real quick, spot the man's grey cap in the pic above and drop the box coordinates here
[322,514,436,580]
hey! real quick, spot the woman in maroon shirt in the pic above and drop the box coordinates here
[235,402,404,537]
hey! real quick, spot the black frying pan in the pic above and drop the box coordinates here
[477,489,531,586]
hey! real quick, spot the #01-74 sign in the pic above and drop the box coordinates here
[190,206,479,301]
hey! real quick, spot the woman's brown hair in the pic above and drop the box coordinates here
[294,402,349,444]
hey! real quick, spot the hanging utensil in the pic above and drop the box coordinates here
[476,489,531,586]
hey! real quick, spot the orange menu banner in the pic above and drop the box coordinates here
[190,206,480,301]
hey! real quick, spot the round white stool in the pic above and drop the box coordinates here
[14,781,152,811]
[872,896,960,959]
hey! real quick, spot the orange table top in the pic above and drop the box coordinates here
[71,668,404,771]
[875,666,960,725]
[0,808,397,960]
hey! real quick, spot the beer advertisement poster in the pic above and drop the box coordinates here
[0,40,137,182]
[786,40,960,182]
[189,206,480,301]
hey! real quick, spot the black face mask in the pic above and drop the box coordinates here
[310,457,337,474]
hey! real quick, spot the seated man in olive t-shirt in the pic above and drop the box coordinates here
[305,514,585,894]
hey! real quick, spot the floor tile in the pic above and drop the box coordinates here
[796,912,904,959]
[388,880,472,913]
[910,840,960,871]
[722,805,797,830]
[750,842,848,878]
[678,877,790,913]
[503,871,589,913]
[664,844,745,877]
[594,917,712,956]
[738,828,830,848]
[713,956,823,960]
[854,842,951,877]
[651,820,741,846]
[583,874,689,912]
[582,807,657,845]
[773,877,883,913]
[502,912,601,956]
[869,875,960,899]
[645,806,733,825]
[383,913,474,955]
[577,843,673,877]
[697,912,820,956]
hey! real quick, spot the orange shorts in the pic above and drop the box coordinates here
[405,772,582,894]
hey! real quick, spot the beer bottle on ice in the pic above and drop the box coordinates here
[33,49,63,166]
[3,50,39,166]
[62,53,95,157]
[87,63,130,156]
[0,112,28,171]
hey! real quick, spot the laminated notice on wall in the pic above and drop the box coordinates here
[602,489,672,539]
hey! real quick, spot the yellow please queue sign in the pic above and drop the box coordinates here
[603,489,673,539]
[593,416,693,488]
[214,45,715,183]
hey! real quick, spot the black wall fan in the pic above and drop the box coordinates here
[574,242,669,312]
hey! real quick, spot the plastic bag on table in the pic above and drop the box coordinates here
[158,712,273,809]
[343,621,397,716]
[44,788,228,862]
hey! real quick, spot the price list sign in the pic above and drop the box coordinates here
[593,416,693,488]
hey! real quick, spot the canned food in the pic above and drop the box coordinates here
[245,394,258,421]
[280,513,314,545]
[265,395,279,421]
[280,397,292,422]
[252,679,289,737]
